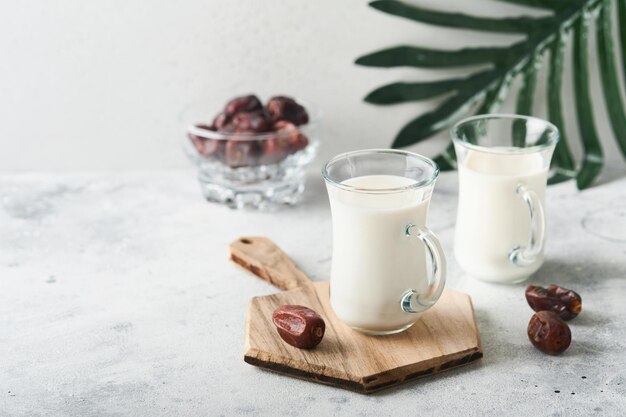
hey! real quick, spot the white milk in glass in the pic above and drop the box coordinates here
[455,150,548,283]
[328,175,430,332]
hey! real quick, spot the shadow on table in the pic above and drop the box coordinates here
[368,356,485,398]
[370,307,511,398]
[370,300,609,397]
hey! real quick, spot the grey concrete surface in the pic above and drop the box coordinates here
[1,166,625,416]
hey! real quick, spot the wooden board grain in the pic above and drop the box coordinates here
[231,236,483,394]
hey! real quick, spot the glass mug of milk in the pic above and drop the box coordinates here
[451,114,559,284]
[322,149,446,335]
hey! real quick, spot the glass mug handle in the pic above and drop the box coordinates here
[401,224,447,314]
[509,184,545,267]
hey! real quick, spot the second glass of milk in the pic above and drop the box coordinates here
[451,115,559,284]
[322,149,446,335]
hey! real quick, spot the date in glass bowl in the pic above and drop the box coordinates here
[181,98,320,209]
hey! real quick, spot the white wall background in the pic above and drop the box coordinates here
[0,0,623,171]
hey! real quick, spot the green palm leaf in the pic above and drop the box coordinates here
[355,45,522,68]
[573,11,603,189]
[497,0,562,9]
[618,0,626,85]
[369,0,556,33]
[391,70,503,147]
[547,32,576,184]
[516,56,538,117]
[597,0,626,157]
[356,0,624,190]
[364,78,464,105]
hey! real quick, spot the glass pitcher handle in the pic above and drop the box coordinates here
[401,224,447,314]
[509,184,545,267]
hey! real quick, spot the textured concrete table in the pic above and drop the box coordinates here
[1,167,625,416]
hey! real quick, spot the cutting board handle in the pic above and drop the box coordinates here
[229,236,312,291]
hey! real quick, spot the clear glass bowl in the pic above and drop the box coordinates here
[181,98,320,209]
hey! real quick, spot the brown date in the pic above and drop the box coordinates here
[273,121,308,154]
[212,112,230,131]
[230,111,271,133]
[267,96,309,126]
[525,284,582,321]
[188,124,224,158]
[224,139,261,168]
[272,305,325,349]
[199,94,311,167]
[224,94,263,116]
[527,311,571,354]
[258,134,290,165]
[289,133,309,153]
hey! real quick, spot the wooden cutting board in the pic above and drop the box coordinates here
[230,236,482,394]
